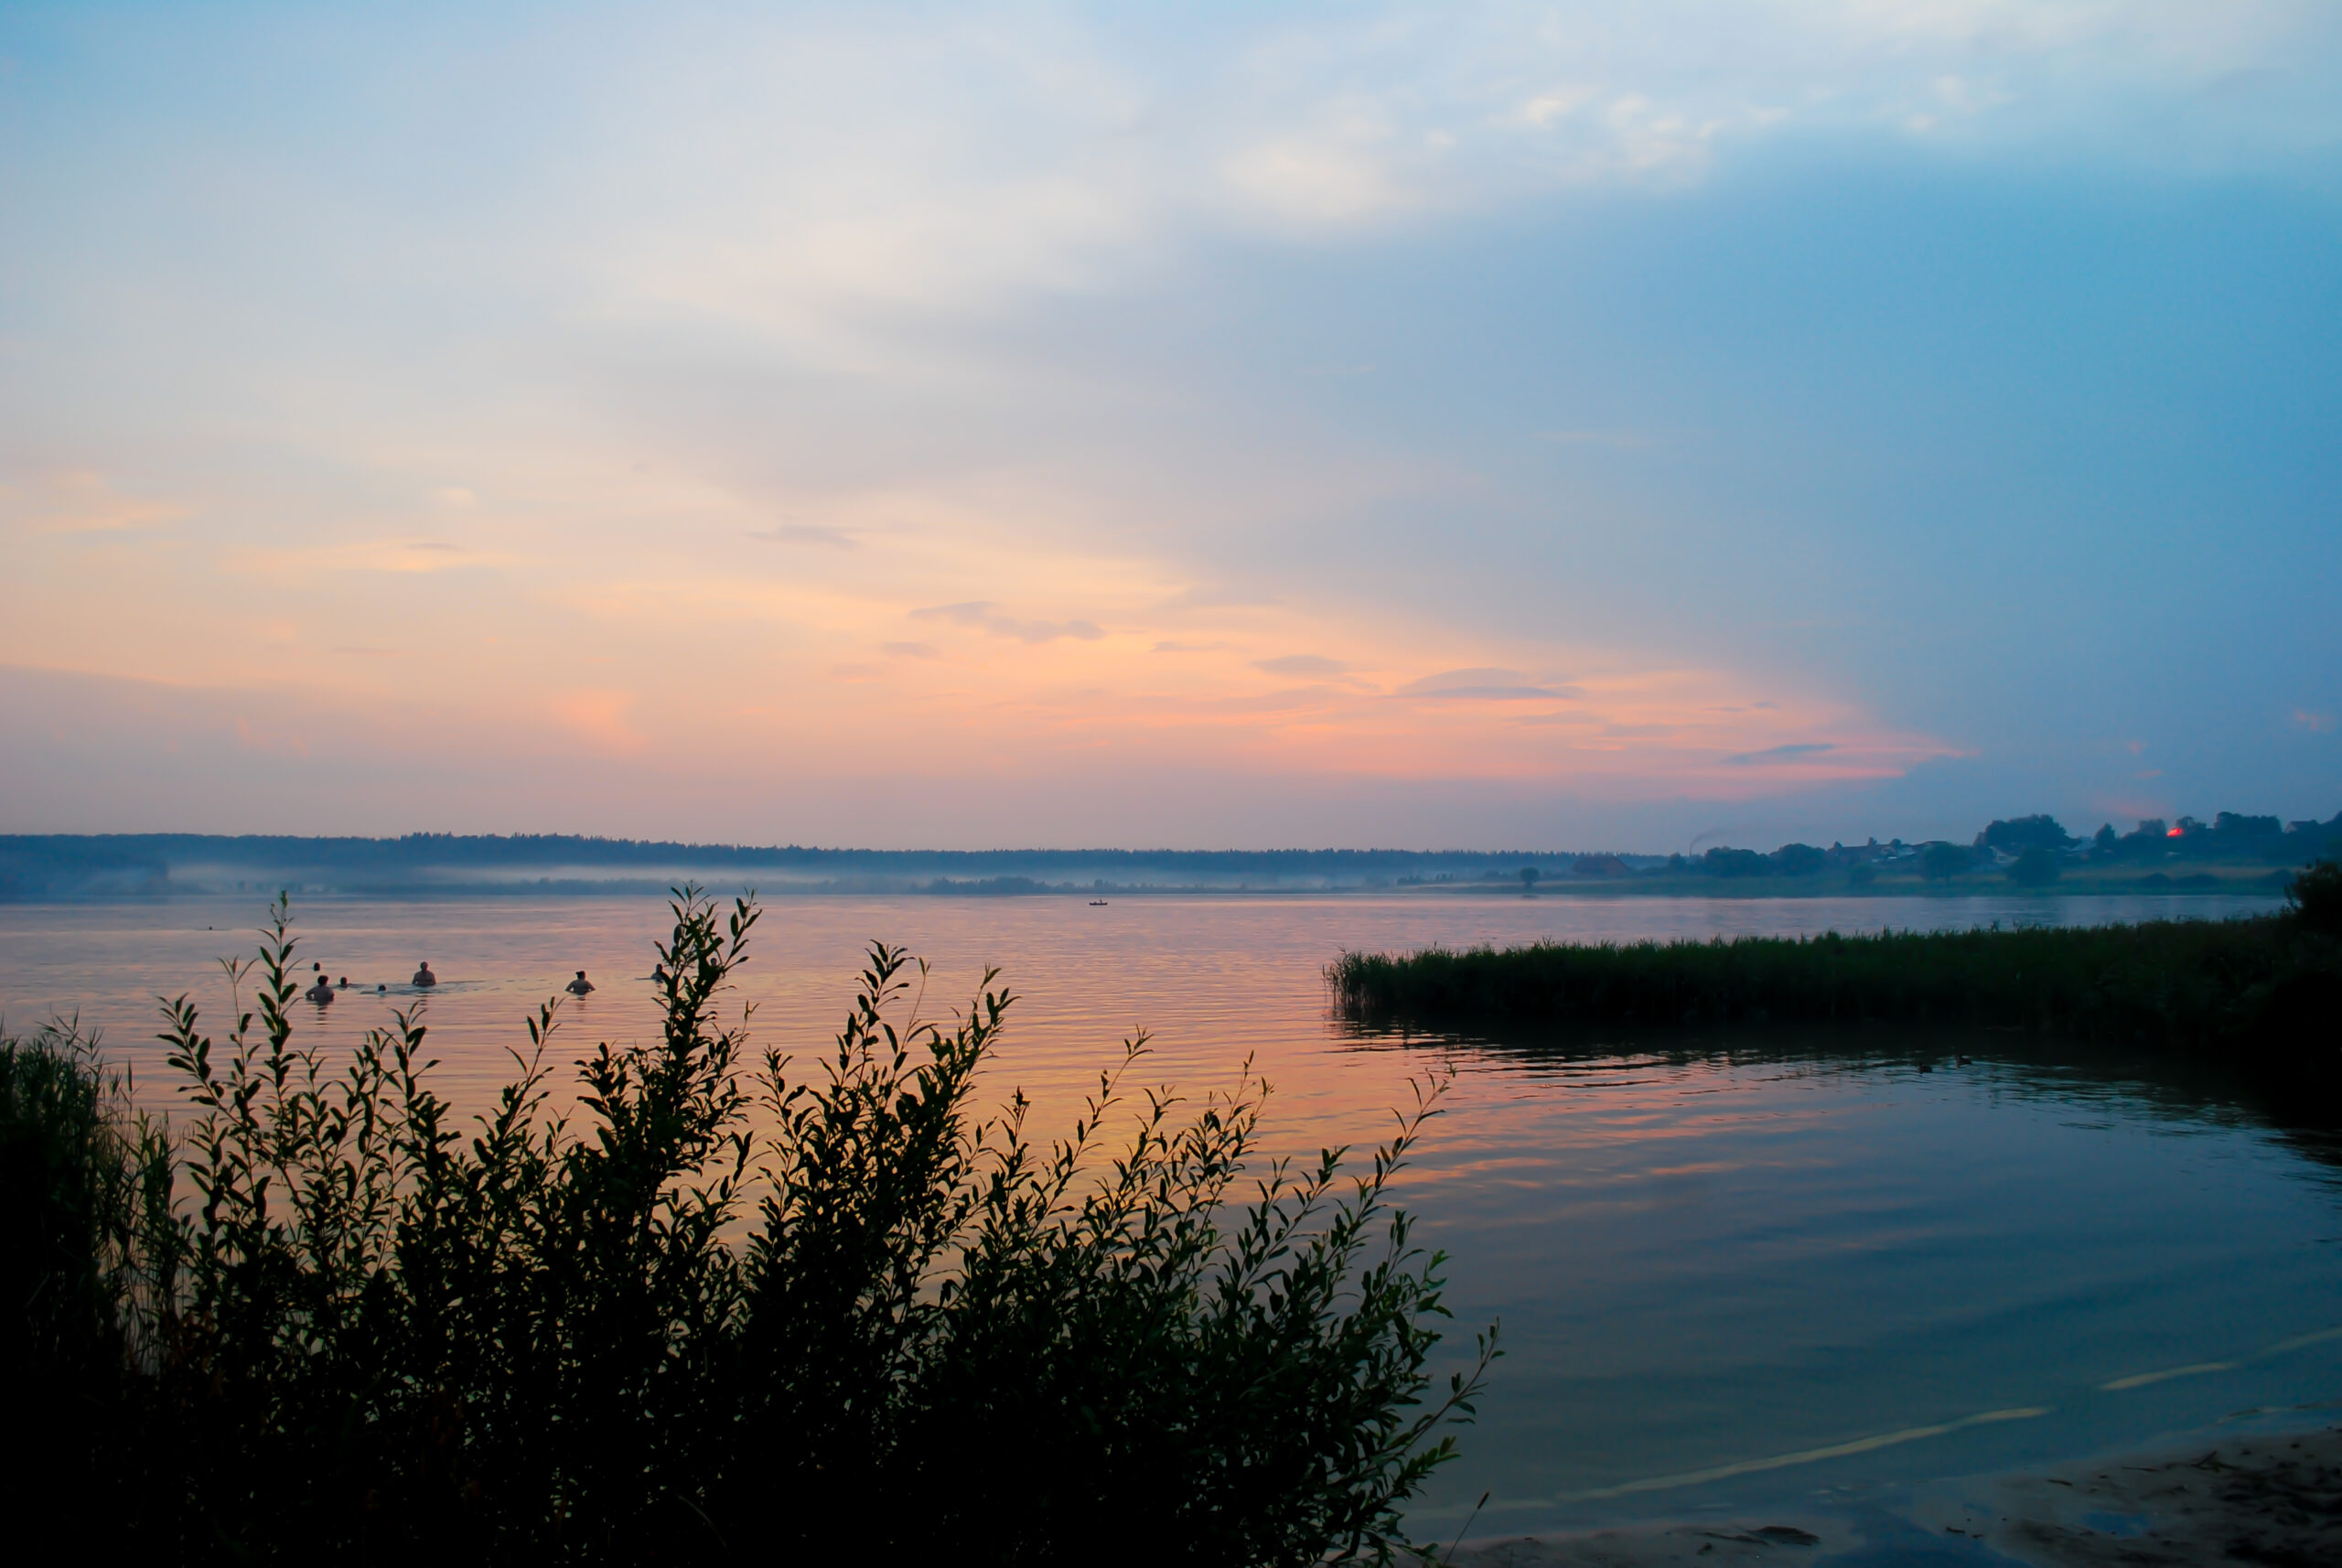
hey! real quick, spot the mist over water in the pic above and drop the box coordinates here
[6,888,2334,1536]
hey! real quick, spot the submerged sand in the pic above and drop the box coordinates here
[1447,1520,1853,1565]
[1447,1424,2342,1566]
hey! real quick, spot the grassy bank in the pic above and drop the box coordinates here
[1329,865,2342,1106]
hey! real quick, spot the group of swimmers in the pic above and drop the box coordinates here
[300,962,596,1004]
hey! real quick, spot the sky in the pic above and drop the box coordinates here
[3,1,2338,851]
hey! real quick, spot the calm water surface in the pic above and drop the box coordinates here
[5,890,2335,1538]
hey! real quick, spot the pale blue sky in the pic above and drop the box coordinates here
[3,3,2337,848]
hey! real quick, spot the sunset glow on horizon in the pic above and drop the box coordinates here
[4,3,2337,848]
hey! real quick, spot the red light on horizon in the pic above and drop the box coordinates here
[2167,826,2184,837]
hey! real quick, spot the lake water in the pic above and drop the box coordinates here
[5,889,2337,1542]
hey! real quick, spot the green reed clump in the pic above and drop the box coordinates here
[1328,865,2342,1107]
[3,890,1490,1565]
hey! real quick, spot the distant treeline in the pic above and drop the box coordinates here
[1674,809,2342,886]
[0,833,1637,901]
[3,809,2337,901]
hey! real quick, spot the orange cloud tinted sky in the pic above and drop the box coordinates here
[3,3,2337,847]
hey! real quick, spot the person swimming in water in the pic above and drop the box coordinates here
[413,961,437,987]
[565,970,595,996]
[305,973,336,1004]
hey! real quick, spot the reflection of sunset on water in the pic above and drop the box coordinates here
[5,887,2333,1537]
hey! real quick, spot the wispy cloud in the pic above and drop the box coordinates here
[234,539,494,575]
[751,524,860,550]
[1719,742,1835,766]
[4,470,188,534]
[912,601,1105,644]
[1253,653,1351,678]
[1396,668,1582,702]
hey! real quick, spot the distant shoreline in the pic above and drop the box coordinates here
[0,831,2311,903]
[0,879,2294,905]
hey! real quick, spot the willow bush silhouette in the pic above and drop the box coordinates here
[2,891,1491,1564]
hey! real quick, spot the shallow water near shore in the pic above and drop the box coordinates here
[4,889,2334,1541]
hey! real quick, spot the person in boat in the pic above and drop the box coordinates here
[565,970,595,996]
[413,961,437,987]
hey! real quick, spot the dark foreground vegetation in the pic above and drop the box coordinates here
[1,892,1491,1564]
[1331,863,2342,1111]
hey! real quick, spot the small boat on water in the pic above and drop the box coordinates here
[1089,898,1109,906]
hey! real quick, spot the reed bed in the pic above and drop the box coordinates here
[1329,867,2342,1104]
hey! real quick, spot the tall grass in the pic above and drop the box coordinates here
[1327,867,2342,1108]
[3,890,1493,1564]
